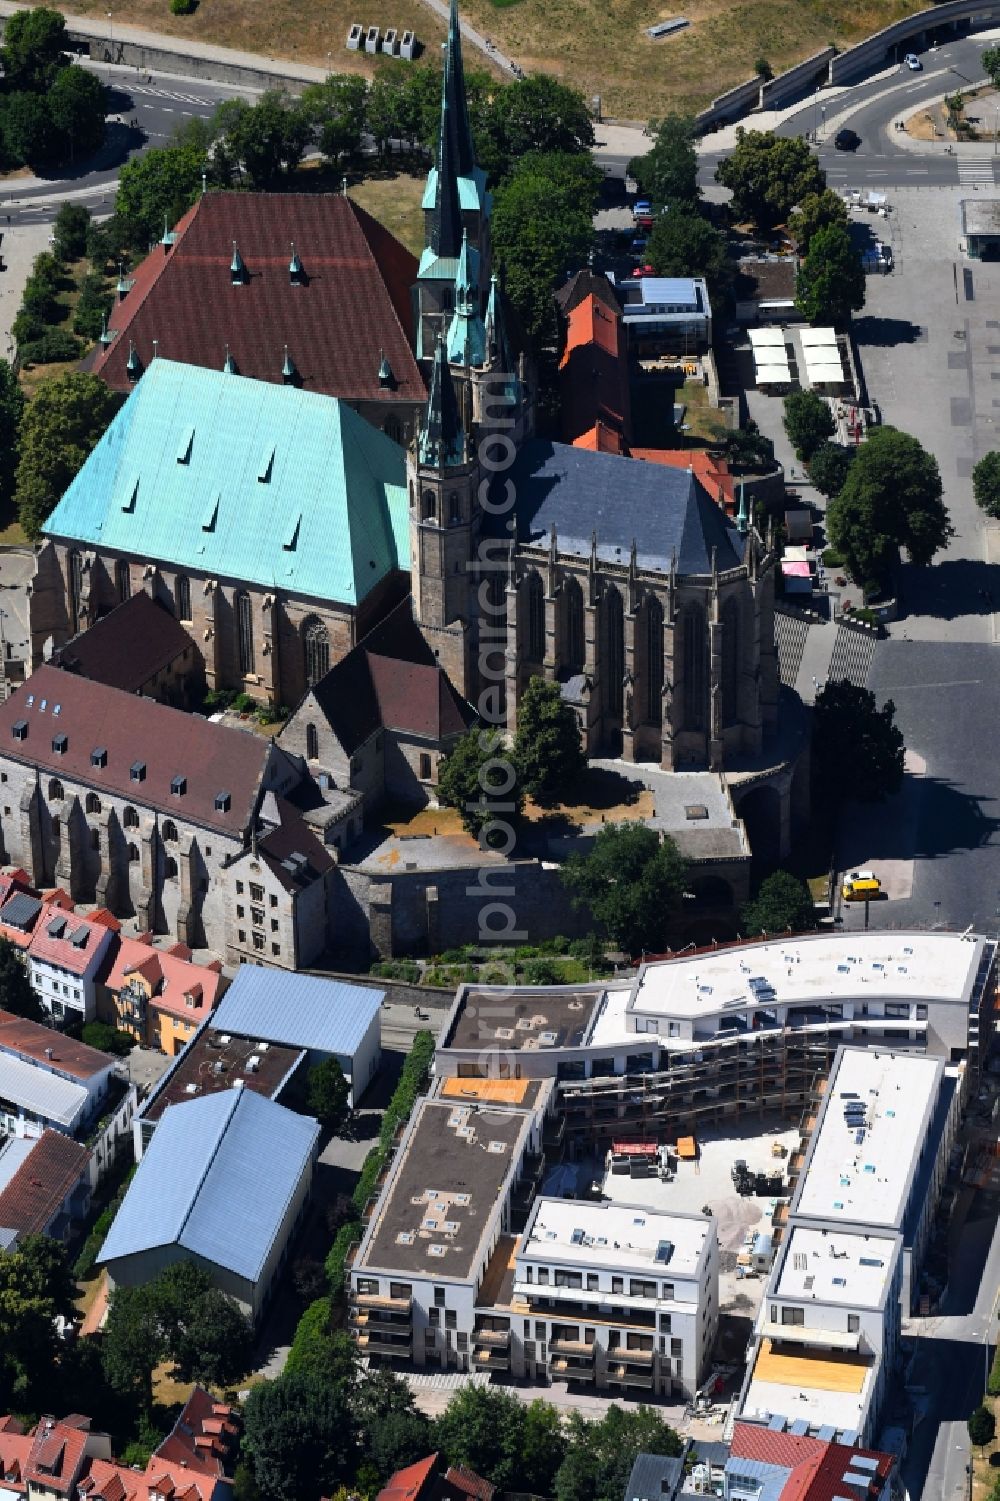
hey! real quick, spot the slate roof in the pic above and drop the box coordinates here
[52,594,198,694]
[99,1087,319,1283]
[211,966,382,1060]
[624,1452,685,1501]
[93,193,424,405]
[256,799,336,893]
[488,439,746,574]
[0,665,281,838]
[44,360,409,608]
[0,1130,89,1238]
[303,602,474,754]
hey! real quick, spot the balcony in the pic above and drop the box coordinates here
[605,1364,655,1387]
[356,1332,412,1357]
[352,1291,412,1312]
[610,1346,654,1365]
[472,1344,511,1371]
[550,1337,596,1358]
[350,1309,411,1332]
[473,1326,511,1347]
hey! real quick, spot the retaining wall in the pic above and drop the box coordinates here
[760,47,837,110]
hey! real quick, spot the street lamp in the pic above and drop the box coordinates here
[820,104,827,141]
[994,105,999,154]
[107,9,113,59]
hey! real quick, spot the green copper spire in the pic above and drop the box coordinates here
[447,230,486,368]
[428,0,478,259]
[231,241,247,285]
[419,336,466,470]
[736,480,748,536]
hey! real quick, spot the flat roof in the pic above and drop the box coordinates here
[0,1052,89,1128]
[519,1197,710,1278]
[961,198,1000,236]
[445,986,604,1053]
[440,1076,542,1107]
[357,1096,534,1282]
[743,1339,872,1435]
[140,1027,303,1124]
[775,1224,898,1308]
[629,933,983,1022]
[793,1048,942,1229]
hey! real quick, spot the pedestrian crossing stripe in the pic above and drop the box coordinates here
[957,158,997,185]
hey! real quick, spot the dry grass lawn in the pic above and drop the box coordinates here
[385,765,654,839]
[971,1394,1000,1501]
[59,0,924,116]
[348,170,426,256]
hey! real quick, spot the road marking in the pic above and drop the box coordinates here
[161,107,175,112]
[889,678,982,688]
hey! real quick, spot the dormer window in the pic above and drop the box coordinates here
[171,775,186,796]
[52,733,67,754]
[91,746,107,768]
[215,791,231,813]
[130,761,146,782]
[12,720,27,741]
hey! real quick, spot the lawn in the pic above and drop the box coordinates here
[348,170,426,257]
[53,0,923,117]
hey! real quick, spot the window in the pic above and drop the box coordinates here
[421,488,436,521]
[646,595,664,723]
[90,828,99,851]
[612,1277,624,1295]
[661,1282,674,1301]
[681,604,707,731]
[586,1274,599,1291]
[659,1313,672,1333]
[554,1270,582,1290]
[175,574,191,620]
[69,550,84,632]
[251,907,264,927]
[429,1307,440,1326]
[252,932,264,952]
[115,559,131,603]
[433,1287,446,1307]
[456,1332,468,1351]
[357,1279,378,1296]
[389,1282,411,1299]
[847,1314,860,1333]
[270,893,278,908]
[445,1310,457,1330]
[721,596,740,726]
[670,1337,683,1357]
[302,617,330,687]
[250,882,263,902]
[271,943,280,956]
[127,842,140,863]
[85,792,101,815]
[306,723,319,760]
[525,572,544,662]
[236,880,244,894]
[536,1268,549,1285]
[236,591,255,675]
[419,753,432,780]
[237,905,245,919]
[271,918,279,933]
[48,778,64,802]
[162,819,178,843]
[630,1279,657,1299]
[238,929,246,943]
[123,806,140,829]
[164,857,178,879]
[780,1306,805,1326]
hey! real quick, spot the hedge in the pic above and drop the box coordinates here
[286,1296,334,1374]
[325,1220,361,1300]
[345,1029,435,1229]
[988,1343,1000,1397]
[74,1163,137,1278]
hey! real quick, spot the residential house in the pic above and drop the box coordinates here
[105,934,226,1055]
[0,1130,91,1249]
[26,906,116,1026]
[374,1456,495,1501]
[0,1010,121,1139]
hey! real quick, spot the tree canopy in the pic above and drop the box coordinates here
[299,75,367,167]
[492,150,601,346]
[0,365,25,520]
[306,1058,351,1130]
[646,208,731,304]
[973,451,1000,519]
[715,129,825,229]
[476,74,595,183]
[795,223,865,326]
[437,726,525,843]
[513,675,584,801]
[628,114,698,209]
[212,90,311,188]
[561,823,688,955]
[115,142,206,249]
[241,1370,357,1501]
[0,1235,77,1410]
[0,935,43,1021]
[827,425,952,584]
[807,440,855,499]
[0,10,105,169]
[982,45,1000,90]
[782,389,835,463]
[1,8,68,91]
[787,188,848,254]
[554,1406,683,1501]
[14,372,122,540]
[813,680,905,805]
[434,1386,566,1497]
[720,420,774,474]
[741,871,816,936]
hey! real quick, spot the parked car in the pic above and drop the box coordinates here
[631,237,648,253]
[904,52,921,70]
[835,128,861,151]
[633,199,652,218]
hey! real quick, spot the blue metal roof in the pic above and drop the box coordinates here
[44,360,409,607]
[212,966,383,1060]
[99,1087,319,1282]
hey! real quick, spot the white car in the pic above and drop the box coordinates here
[904,52,921,70]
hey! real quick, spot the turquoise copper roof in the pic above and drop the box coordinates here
[421,165,490,218]
[45,359,409,607]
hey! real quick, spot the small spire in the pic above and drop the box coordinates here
[115,260,131,302]
[378,348,394,388]
[507,538,517,589]
[289,241,304,285]
[99,312,113,348]
[282,345,297,384]
[125,340,141,382]
[231,241,247,284]
[419,334,466,470]
[151,338,159,361]
[223,345,237,375]
[736,480,749,537]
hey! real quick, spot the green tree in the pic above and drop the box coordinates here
[365,69,410,157]
[0,1235,77,1409]
[14,371,122,540]
[300,74,367,166]
[973,450,1000,519]
[813,680,904,805]
[983,45,1000,90]
[48,65,106,159]
[0,364,25,514]
[561,823,688,955]
[477,75,595,183]
[721,420,774,474]
[492,150,601,345]
[795,222,865,326]
[52,202,91,260]
[2,92,57,168]
[438,727,525,843]
[715,128,824,230]
[788,188,848,255]
[81,1021,133,1054]
[306,1057,350,1130]
[741,870,815,936]
[352,1367,433,1482]
[214,91,311,188]
[646,208,731,304]
[782,389,835,463]
[520,1399,568,1497]
[181,1287,254,1385]
[287,1299,358,1383]
[115,142,206,248]
[0,935,42,1021]
[1,7,68,90]
[241,1370,357,1501]
[968,1404,996,1452]
[628,113,698,209]
[827,425,952,584]
[102,1284,165,1412]
[554,1406,682,1501]
[808,440,855,499]
[434,1385,531,1493]
[513,674,584,801]
[149,1260,213,1354]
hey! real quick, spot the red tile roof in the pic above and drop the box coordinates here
[26,1419,89,1495]
[0,1430,30,1493]
[0,665,281,838]
[0,1009,114,1080]
[730,1423,824,1470]
[27,904,113,977]
[443,1466,495,1501]
[798,1443,894,1501]
[53,594,199,695]
[152,1389,240,1479]
[375,1454,439,1501]
[105,936,225,1026]
[93,193,425,407]
[0,1129,90,1238]
[631,448,735,513]
[559,294,631,451]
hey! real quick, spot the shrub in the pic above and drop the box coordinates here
[987,1343,1000,1396]
[233,691,256,713]
[325,1219,361,1299]
[81,1021,133,1055]
[17,329,82,365]
[169,0,198,12]
[521,957,560,986]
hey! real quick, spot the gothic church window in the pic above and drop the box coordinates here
[303,617,330,687]
[604,588,624,715]
[564,578,584,674]
[69,551,83,633]
[306,723,319,761]
[123,806,139,829]
[115,560,131,603]
[646,597,664,724]
[237,592,255,675]
[721,597,740,727]
[681,605,707,731]
[175,575,191,621]
[525,573,544,662]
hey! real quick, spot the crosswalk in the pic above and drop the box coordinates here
[774,609,810,688]
[129,83,222,106]
[827,625,877,690]
[957,156,998,187]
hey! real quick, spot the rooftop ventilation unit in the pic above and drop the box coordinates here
[428,1244,446,1258]
[487,1140,506,1153]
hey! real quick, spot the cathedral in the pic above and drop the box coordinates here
[31,0,779,775]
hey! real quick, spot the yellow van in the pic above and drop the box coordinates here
[842,870,881,901]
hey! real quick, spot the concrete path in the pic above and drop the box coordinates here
[414,0,515,76]
[794,619,838,704]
